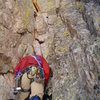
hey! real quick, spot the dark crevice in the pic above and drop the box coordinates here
[81,6,97,36]
[0,70,14,76]
[59,14,79,38]
[17,29,32,36]
[80,0,100,5]
[2,24,9,30]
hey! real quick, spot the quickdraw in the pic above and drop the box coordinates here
[31,0,53,57]
[31,0,45,56]
[31,0,41,13]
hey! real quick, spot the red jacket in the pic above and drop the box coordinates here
[14,55,50,83]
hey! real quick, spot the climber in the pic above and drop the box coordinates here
[13,55,50,100]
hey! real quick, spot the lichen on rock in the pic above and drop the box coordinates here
[0,0,100,100]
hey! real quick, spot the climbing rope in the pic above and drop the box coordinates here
[31,0,45,56]
[31,0,41,13]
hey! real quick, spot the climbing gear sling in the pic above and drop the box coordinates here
[14,55,44,93]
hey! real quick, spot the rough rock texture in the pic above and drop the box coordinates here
[51,0,100,99]
[0,0,34,99]
[0,0,100,100]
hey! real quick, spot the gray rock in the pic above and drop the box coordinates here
[0,0,100,100]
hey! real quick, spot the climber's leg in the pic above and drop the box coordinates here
[18,92,30,100]
[30,81,44,100]
[19,73,30,100]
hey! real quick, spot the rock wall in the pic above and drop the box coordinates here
[0,0,34,99]
[0,0,100,100]
[51,0,100,99]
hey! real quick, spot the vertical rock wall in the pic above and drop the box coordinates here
[51,0,100,100]
[0,0,100,100]
[0,0,34,99]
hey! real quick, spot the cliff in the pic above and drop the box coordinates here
[0,0,100,99]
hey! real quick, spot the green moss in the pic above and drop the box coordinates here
[55,45,68,53]
[75,2,84,12]
[97,49,100,61]
[54,18,63,27]
[55,97,62,100]
[24,6,31,28]
[97,17,100,24]
[79,96,84,100]
[64,27,72,40]
[48,0,55,11]
[49,36,54,44]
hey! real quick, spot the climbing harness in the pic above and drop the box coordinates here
[26,65,44,84]
[13,65,44,100]
[15,65,44,91]
[14,55,44,93]
[13,55,51,100]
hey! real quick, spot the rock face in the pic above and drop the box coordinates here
[0,0,100,100]
[0,0,34,99]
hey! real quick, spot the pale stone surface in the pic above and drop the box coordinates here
[0,74,15,100]
[0,0,34,99]
[0,0,100,100]
[35,13,47,33]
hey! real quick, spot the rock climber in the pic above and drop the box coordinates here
[13,54,50,100]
